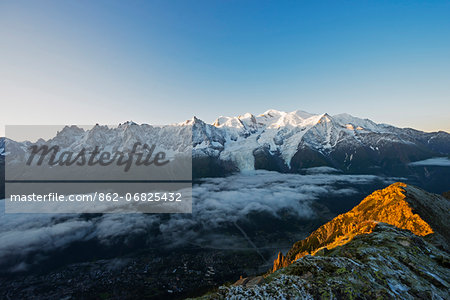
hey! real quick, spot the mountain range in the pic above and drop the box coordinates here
[189,110,450,183]
[0,111,449,298]
[1,109,449,196]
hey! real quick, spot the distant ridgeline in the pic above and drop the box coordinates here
[188,110,450,193]
[1,109,450,197]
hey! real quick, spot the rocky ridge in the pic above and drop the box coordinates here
[197,183,450,299]
[272,182,447,272]
[209,223,449,299]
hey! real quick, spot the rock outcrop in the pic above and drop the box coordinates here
[198,183,450,299]
[215,223,450,299]
[272,252,289,273]
[273,182,446,272]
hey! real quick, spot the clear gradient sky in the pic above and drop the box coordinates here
[1,0,449,135]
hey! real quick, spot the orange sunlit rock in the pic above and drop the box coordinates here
[272,251,289,273]
[272,182,434,272]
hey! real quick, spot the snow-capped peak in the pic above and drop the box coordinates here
[260,109,285,118]
[118,121,138,127]
[216,109,335,130]
[4,109,447,176]
[186,109,403,170]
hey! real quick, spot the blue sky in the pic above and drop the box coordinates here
[1,0,449,133]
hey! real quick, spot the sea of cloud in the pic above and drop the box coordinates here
[0,170,397,272]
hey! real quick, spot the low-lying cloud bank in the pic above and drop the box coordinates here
[409,157,450,167]
[0,170,397,272]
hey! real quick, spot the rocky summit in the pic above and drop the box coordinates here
[198,183,450,299]
[273,182,448,272]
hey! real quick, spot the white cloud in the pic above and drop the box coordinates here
[409,157,450,167]
[0,170,396,272]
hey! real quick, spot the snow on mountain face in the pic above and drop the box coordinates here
[54,123,194,155]
[2,109,450,177]
[192,109,450,174]
[205,110,326,169]
[2,123,194,170]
